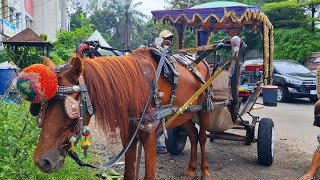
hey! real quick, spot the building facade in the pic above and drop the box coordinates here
[32,0,70,41]
[0,0,70,41]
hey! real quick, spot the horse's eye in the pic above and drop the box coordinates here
[30,103,41,116]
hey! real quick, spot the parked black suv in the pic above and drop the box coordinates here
[241,60,317,102]
[273,60,317,102]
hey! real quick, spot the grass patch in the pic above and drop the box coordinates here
[0,101,101,179]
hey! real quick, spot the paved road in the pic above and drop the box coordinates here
[251,97,318,154]
[91,97,320,179]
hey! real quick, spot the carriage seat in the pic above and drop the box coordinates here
[211,67,233,102]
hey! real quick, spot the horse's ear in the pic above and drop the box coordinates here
[42,56,56,70]
[67,56,83,82]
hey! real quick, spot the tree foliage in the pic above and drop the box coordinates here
[89,10,117,35]
[274,28,320,62]
[297,0,320,33]
[164,0,209,8]
[111,0,147,48]
[262,1,308,29]
[70,10,91,30]
[53,25,93,61]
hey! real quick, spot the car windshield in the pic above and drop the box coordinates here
[274,61,312,75]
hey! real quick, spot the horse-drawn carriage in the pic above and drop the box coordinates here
[15,1,275,179]
[151,1,275,166]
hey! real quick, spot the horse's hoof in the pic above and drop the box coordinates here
[183,176,194,180]
[200,176,210,180]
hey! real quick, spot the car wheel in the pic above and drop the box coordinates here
[277,86,289,102]
[309,96,318,102]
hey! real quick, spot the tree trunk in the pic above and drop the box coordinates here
[311,5,316,34]
[125,11,129,49]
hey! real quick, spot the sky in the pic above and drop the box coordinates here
[133,0,170,17]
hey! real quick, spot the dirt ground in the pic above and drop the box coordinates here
[89,98,318,180]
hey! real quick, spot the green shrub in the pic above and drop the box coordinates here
[0,48,42,69]
[52,25,93,61]
[50,52,66,65]
[274,28,320,63]
[40,34,48,41]
[0,102,99,179]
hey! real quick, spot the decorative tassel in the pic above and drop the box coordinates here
[82,126,91,137]
[68,133,78,152]
[82,126,91,158]
[82,140,91,158]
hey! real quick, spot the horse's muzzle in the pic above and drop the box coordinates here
[34,149,65,173]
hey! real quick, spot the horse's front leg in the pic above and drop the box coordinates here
[120,124,138,180]
[124,138,138,180]
[181,120,198,177]
[198,111,210,177]
[140,130,157,180]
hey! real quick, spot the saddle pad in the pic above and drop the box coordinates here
[150,49,176,83]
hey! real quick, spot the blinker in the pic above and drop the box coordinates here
[30,103,41,116]
[64,96,80,119]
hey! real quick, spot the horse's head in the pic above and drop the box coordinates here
[18,57,87,173]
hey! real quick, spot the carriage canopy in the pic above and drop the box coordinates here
[151,1,274,85]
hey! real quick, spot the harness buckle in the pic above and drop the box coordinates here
[154,92,164,108]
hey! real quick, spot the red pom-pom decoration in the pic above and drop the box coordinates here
[16,64,58,103]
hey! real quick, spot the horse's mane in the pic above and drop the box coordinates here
[82,50,152,136]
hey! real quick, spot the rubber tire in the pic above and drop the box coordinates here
[257,118,275,166]
[165,126,187,155]
[277,86,289,102]
[309,96,318,102]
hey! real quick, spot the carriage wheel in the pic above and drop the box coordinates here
[210,132,214,142]
[165,126,187,155]
[257,118,275,166]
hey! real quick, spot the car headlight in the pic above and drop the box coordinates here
[284,77,303,85]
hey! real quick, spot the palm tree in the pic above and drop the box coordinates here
[114,0,147,48]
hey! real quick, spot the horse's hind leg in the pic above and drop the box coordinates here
[181,120,199,177]
[198,111,210,177]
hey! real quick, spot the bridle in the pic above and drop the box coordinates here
[35,63,94,160]
[54,63,94,153]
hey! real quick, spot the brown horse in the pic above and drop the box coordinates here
[33,48,211,179]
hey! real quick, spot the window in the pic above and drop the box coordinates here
[9,8,14,23]
[15,13,20,29]
[25,16,30,28]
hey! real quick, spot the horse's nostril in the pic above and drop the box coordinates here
[40,158,53,170]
